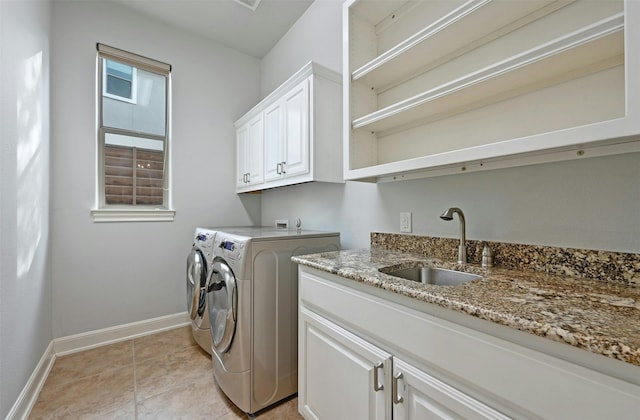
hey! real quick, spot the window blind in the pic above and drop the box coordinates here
[97,43,171,75]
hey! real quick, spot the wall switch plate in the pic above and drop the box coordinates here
[400,212,412,233]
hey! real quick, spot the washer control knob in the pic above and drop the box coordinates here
[219,241,235,251]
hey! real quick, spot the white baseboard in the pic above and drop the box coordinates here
[7,312,191,419]
[54,311,190,356]
[6,341,56,420]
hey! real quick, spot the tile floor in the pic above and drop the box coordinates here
[29,326,303,419]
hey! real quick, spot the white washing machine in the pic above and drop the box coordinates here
[186,227,216,354]
[206,227,340,415]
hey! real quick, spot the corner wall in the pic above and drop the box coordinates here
[259,0,640,253]
[0,0,53,417]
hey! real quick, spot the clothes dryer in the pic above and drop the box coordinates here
[206,227,340,415]
[186,227,216,354]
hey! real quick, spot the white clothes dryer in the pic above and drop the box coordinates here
[206,227,340,415]
[186,227,216,354]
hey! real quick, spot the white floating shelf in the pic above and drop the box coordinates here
[345,119,640,182]
[351,0,566,91]
[351,14,624,133]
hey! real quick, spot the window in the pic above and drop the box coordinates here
[94,44,173,222]
[103,59,137,103]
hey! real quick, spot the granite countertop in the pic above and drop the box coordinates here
[293,247,640,367]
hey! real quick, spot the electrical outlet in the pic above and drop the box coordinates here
[400,212,412,233]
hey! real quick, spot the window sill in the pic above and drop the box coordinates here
[91,208,176,223]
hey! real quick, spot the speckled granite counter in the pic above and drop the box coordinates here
[292,247,640,367]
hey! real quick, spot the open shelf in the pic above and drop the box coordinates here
[346,125,640,183]
[343,0,639,181]
[352,0,566,91]
[352,14,624,133]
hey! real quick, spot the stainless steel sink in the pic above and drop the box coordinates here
[384,266,480,286]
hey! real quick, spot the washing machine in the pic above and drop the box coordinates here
[206,227,340,415]
[186,227,216,354]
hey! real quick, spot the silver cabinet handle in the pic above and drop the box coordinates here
[373,362,384,392]
[392,372,404,404]
[275,162,287,175]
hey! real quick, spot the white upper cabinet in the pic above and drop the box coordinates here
[236,113,264,189]
[265,79,310,182]
[235,62,343,193]
[264,100,284,182]
[344,0,640,182]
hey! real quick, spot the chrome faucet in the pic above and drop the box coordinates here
[440,207,467,264]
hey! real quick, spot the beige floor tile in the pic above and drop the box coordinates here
[133,325,198,363]
[30,325,302,419]
[137,371,235,419]
[134,343,213,402]
[44,340,133,388]
[62,402,136,420]
[213,384,301,419]
[255,397,303,419]
[212,381,248,419]
[220,411,247,420]
[30,365,135,419]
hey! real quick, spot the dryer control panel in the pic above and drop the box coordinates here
[193,228,216,262]
[213,235,247,262]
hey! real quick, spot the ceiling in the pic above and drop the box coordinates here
[112,0,315,58]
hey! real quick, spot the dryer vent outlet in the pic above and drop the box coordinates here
[275,219,289,229]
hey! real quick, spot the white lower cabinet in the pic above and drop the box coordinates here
[298,266,640,419]
[300,307,391,420]
[300,306,505,420]
[393,358,507,420]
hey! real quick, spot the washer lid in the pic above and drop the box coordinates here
[186,248,207,321]
[207,257,237,354]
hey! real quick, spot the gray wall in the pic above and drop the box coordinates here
[259,0,640,253]
[50,0,261,338]
[0,0,52,417]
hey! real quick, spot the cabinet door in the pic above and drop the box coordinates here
[299,307,391,420]
[393,358,509,420]
[264,100,284,181]
[245,113,264,185]
[282,79,309,178]
[236,123,249,188]
[236,114,264,189]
